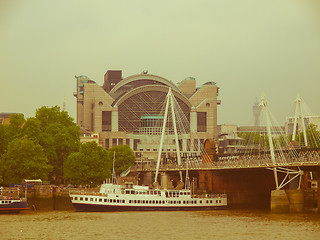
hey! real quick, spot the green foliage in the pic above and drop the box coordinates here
[0,107,80,185]
[296,123,320,148]
[1,137,52,184]
[34,106,80,183]
[64,141,111,186]
[108,145,135,175]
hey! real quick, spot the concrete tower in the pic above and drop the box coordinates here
[253,98,261,126]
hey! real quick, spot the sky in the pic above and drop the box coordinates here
[1,0,320,126]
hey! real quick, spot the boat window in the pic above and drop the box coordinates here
[90,198,93,201]
[219,200,221,203]
[104,199,107,202]
[210,200,213,204]
[143,192,146,195]
[129,200,132,203]
[85,198,88,201]
[216,200,218,203]
[122,200,125,203]
[200,200,202,204]
[80,197,83,201]
[131,190,135,194]
[206,200,209,204]
[156,200,158,204]
[99,199,102,202]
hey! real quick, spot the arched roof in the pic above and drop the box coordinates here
[112,85,193,108]
[109,73,180,94]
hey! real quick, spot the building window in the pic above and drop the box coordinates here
[126,139,130,146]
[112,138,117,147]
[134,139,139,151]
[118,138,123,145]
[186,139,191,151]
[102,111,111,131]
[105,139,109,149]
[197,112,207,132]
[91,113,94,131]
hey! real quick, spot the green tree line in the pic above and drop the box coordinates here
[238,123,320,149]
[0,106,135,186]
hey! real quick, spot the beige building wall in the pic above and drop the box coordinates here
[189,84,219,138]
[75,72,220,160]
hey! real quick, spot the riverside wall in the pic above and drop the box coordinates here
[24,185,74,211]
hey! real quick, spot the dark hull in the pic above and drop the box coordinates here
[0,201,29,213]
[72,203,227,212]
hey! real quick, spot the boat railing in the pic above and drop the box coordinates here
[69,188,103,196]
[192,193,227,199]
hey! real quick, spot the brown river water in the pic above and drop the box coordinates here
[1,210,320,240]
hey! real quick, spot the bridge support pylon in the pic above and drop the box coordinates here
[271,189,305,213]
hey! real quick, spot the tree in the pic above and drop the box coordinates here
[0,114,25,155]
[34,106,80,184]
[1,137,52,184]
[64,141,111,186]
[296,123,320,148]
[108,145,135,175]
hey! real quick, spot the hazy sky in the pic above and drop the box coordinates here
[1,0,320,126]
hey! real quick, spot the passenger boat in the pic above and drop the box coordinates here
[69,182,227,212]
[0,187,29,213]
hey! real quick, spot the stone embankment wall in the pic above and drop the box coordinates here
[24,185,74,211]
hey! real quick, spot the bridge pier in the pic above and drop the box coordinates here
[198,171,213,193]
[271,189,305,213]
[270,190,290,213]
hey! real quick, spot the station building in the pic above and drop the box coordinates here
[74,70,220,161]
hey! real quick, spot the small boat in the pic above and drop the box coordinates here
[69,182,227,212]
[0,187,29,213]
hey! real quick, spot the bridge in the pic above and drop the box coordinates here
[121,91,320,212]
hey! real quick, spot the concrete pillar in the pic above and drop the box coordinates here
[198,171,206,192]
[143,172,153,186]
[270,189,290,213]
[161,173,168,190]
[286,189,305,213]
[111,107,118,132]
[190,107,197,132]
[207,172,213,193]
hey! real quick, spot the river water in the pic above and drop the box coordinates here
[1,210,320,240]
